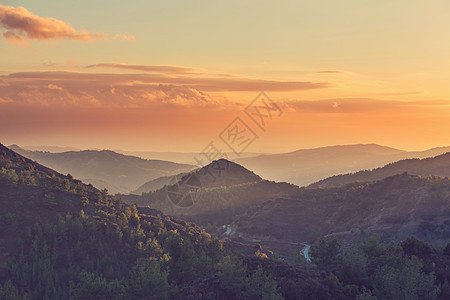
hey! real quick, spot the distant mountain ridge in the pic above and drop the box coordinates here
[310,152,450,188]
[235,143,450,186]
[8,145,195,193]
[115,150,263,164]
[9,144,81,153]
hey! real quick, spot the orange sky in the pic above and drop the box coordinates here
[1,1,450,153]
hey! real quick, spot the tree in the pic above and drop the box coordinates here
[444,242,450,256]
[0,280,26,300]
[311,238,342,266]
[217,255,247,297]
[126,258,169,300]
[70,271,124,300]
[165,232,196,284]
[372,254,439,299]
[356,287,377,300]
[242,265,284,300]
[362,235,386,258]
[400,236,433,259]
[341,247,369,286]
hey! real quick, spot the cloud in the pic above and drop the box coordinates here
[0,72,219,108]
[186,77,329,92]
[3,30,27,45]
[113,34,136,41]
[84,64,332,91]
[66,59,78,67]
[0,96,11,103]
[0,4,135,44]
[2,70,329,93]
[373,91,423,96]
[317,70,347,74]
[285,98,450,114]
[85,63,200,74]
[0,5,91,42]
[47,84,62,90]
[0,71,330,109]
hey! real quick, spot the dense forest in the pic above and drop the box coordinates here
[1,144,450,299]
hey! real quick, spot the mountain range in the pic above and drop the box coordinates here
[117,152,450,260]
[8,145,194,194]
[235,144,450,186]
[1,142,449,299]
[10,143,450,196]
[310,152,450,188]
[6,142,450,254]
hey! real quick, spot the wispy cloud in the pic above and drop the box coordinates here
[85,63,200,74]
[113,34,136,41]
[317,70,347,74]
[84,64,333,91]
[285,98,450,114]
[0,70,330,109]
[3,30,28,45]
[0,4,134,45]
[0,72,219,108]
[0,70,329,104]
[0,96,12,103]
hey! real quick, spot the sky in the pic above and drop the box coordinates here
[1,0,450,153]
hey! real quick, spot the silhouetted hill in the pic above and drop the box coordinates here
[235,144,450,186]
[230,173,450,257]
[131,158,264,196]
[182,158,263,188]
[10,144,81,153]
[310,152,450,188]
[119,159,299,225]
[115,150,263,164]
[131,173,188,195]
[9,146,195,193]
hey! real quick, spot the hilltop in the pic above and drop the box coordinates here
[119,159,299,226]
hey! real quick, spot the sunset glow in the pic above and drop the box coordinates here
[1,1,450,152]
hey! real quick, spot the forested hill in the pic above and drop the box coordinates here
[118,158,299,226]
[310,152,450,188]
[8,144,194,194]
[232,173,450,254]
[0,144,285,299]
[1,143,449,299]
